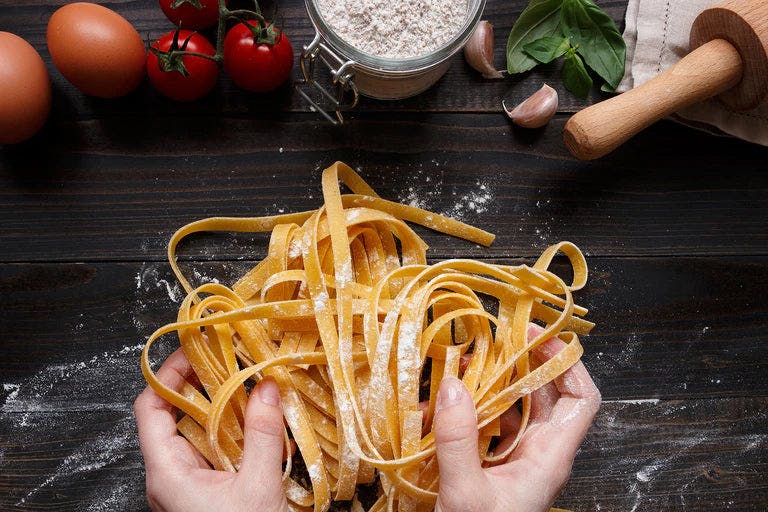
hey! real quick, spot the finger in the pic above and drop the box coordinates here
[488,405,523,466]
[539,338,601,456]
[494,373,559,465]
[525,324,559,424]
[458,353,473,374]
[526,322,547,345]
[507,336,601,480]
[499,404,522,438]
[238,376,285,489]
[491,337,563,465]
[538,338,602,404]
[418,400,430,436]
[433,377,484,490]
[283,438,297,461]
[528,357,560,425]
[134,349,194,468]
[526,323,597,426]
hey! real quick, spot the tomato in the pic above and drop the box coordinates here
[148,30,219,102]
[159,0,221,31]
[223,21,293,93]
[0,32,51,144]
[47,3,146,98]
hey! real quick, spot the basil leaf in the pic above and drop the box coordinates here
[506,0,564,74]
[560,0,626,90]
[562,50,592,99]
[523,35,571,64]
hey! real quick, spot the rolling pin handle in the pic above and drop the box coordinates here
[563,39,744,160]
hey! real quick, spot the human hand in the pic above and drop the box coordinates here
[433,324,601,512]
[134,350,289,512]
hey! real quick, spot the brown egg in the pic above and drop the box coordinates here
[0,32,52,144]
[47,2,146,98]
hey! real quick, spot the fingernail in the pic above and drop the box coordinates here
[258,377,281,406]
[436,377,466,412]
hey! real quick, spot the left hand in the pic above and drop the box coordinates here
[133,349,289,512]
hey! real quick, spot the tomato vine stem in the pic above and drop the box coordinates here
[213,0,265,59]
[155,0,267,71]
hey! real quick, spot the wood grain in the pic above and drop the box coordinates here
[560,397,768,511]
[1,1,767,511]
[690,0,768,110]
[2,250,766,511]
[0,0,627,115]
[1,257,766,399]
[1,114,767,262]
[2,402,765,511]
[565,39,744,160]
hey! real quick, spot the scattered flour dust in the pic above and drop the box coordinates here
[0,260,205,507]
[593,395,768,511]
[395,163,496,221]
[316,0,469,59]
[135,261,183,303]
[1,343,148,508]
[3,383,19,402]
[133,261,223,333]
[604,398,660,405]
[445,180,494,219]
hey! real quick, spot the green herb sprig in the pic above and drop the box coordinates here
[506,0,626,98]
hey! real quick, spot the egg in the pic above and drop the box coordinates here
[47,2,146,98]
[0,32,52,144]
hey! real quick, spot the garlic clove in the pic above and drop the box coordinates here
[502,84,559,128]
[464,21,503,79]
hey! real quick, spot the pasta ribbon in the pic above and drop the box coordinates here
[141,162,593,512]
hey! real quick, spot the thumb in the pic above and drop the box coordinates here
[239,376,285,488]
[433,377,484,494]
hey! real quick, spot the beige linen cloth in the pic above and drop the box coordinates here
[618,0,768,145]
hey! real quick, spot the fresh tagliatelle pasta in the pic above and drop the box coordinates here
[141,161,594,512]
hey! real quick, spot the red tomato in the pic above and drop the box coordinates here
[147,30,219,102]
[159,0,220,30]
[223,21,293,93]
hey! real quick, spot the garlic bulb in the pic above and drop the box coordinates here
[464,21,503,79]
[503,84,559,128]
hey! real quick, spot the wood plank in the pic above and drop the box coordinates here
[1,257,766,399]
[2,400,765,511]
[0,410,146,511]
[2,114,767,262]
[557,398,768,511]
[0,0,628,115]
[2,258,765,509]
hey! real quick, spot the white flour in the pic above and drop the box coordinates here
[445,180,494,219]
[316,0,469,59]
[1,343,148,507]
[394,163,496,221]
[0,260,197,508]
[135,262,183,303]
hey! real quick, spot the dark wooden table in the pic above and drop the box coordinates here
[1,0,767,510]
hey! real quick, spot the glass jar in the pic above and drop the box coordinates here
[296,0,487,124]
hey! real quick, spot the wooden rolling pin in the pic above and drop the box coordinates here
[563,0,768,160]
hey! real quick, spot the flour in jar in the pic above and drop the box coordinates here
[316,0,469,59]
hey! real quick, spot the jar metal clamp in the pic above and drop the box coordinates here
[295,31,359,125]
[296,0,486,125]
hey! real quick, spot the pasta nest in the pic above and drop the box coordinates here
[141,162,593,512]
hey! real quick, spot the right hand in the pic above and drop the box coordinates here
[433,324,601,512]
